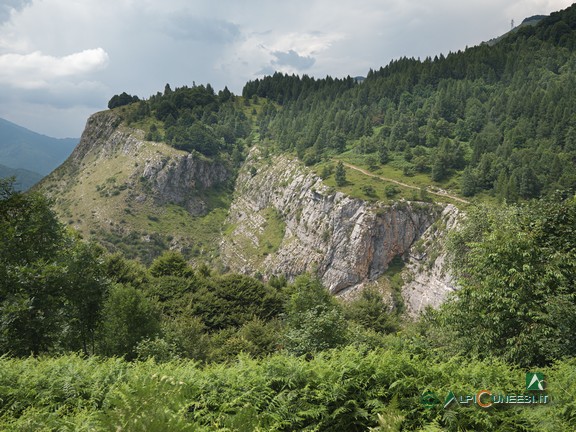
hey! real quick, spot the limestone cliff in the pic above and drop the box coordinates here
[401,204,460,316]
[38,111,461,310]
[37,111,232,263]
[220,148,445,295]
[53,111,230,215]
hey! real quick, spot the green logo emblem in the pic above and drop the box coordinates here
[526,373,545,391]
[421,391,440,408]
[444,390,457,408]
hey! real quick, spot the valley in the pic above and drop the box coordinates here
[2,4,576,431]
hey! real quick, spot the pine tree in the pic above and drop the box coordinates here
[378,144,389,164]
[335,161,347,186]
[461,166,477,197]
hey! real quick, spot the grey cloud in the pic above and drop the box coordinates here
[165,14,240,44]
[256,65,276,76]
[0,0,31,23]
[0,81,108,109]
[272,49,315,69]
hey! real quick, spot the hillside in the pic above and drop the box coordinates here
[244,4,576,202]
[38,110,235,264]
[485,14,547,46]
[0,163,43,191]
[0,117,77,175]
[37,3,576,298]
[38,108,453,306]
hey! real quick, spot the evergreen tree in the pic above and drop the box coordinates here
[460,166,477,197]
[378,144,389,164]
[335,161,347,186]
[431,155,447,182]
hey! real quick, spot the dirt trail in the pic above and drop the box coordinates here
[335,160,470,204]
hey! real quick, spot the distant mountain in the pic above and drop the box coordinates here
[0,164,43,191]
[0,118,78,175]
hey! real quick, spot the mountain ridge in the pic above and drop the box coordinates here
[0,117,78,176]
[0,163,43,191]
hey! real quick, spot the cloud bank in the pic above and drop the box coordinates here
[0,48,109,88]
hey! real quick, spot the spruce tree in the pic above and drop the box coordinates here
[335,161,347,186]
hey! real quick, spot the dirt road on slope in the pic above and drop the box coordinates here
[335,160,470,204]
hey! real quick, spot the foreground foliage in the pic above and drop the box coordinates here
[435,192,576,367]
[0,347,574,431]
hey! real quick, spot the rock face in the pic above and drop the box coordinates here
[67,110,127,165]
[140,153,229,214]
[220,149,443,295]
[401,204,460,316]
[49,111,230,217]
[41,112,460,311]
[37,111,234,264]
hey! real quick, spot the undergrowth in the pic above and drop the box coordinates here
[1,348,574,431]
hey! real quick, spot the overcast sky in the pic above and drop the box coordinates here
[0,0,573,138]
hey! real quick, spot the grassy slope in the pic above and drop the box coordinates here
[41,124,232,264]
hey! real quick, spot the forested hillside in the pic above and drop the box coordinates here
[110,83,250,161]
[98,5,576,205]
[243,6,576,201]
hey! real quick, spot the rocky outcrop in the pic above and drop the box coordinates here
[140,153,229,214]
[53,111,230,216]
[42,111,460,311]
[401,204,460,316]
[220,149,443,294]
[67,111,133,166]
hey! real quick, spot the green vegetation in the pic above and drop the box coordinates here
[3,175,576,429]
[432,192,576,367]
[4,5,576,430]
[0,178,108,356]
[2,347,576,431]
[260,206,286,255]
[107,91,140,109]
[335,160,347,186]
[109,83,250,161]
[244,7,576,201]
[383,255,406,314]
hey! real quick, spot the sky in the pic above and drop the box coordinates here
[0,0,573,138]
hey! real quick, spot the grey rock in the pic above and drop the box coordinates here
[63,111,230,216]
[220,149,445,295]
[401,204,460,316]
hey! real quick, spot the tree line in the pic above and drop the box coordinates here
[107,83,249,161]
[243,4,576,200]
